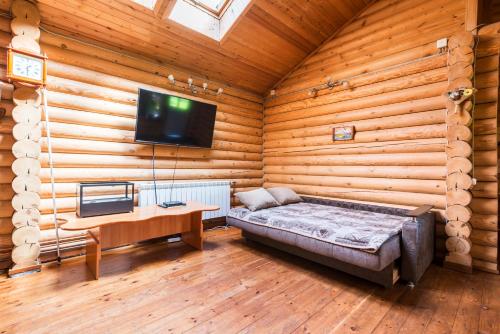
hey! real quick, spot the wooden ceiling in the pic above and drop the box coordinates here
[18,0,370,95]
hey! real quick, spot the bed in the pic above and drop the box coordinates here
[227,196,435,288]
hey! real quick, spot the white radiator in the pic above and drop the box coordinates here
[139,181,231,219]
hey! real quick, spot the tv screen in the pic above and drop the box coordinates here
[135,89,217,148]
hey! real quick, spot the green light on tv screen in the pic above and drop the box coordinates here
[168,96,191,111]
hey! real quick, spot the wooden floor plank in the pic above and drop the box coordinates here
[0,227,497,334]
[478,276,500,334]
[450,275,485,334]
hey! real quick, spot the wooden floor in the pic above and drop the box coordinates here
[0,228,498,334]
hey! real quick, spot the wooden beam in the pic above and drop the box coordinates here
[465,0,479,34]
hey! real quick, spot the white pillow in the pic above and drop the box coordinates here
[235,188,279,211]
[267,187,302,205]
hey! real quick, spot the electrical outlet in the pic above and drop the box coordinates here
[436,38,448,49]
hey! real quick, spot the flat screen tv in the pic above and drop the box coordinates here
[135,89,217,148]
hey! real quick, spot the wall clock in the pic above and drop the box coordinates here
[6,47,47,86]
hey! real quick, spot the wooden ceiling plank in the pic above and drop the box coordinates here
[87,0,284,82]
[245,6,315,53]
[252,0,323,46]
[34,0,369,94]
[38,0,277,93]
[270,0,376,92]
[223,24,304,76]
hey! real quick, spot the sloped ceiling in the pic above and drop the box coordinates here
[6,0,370,94]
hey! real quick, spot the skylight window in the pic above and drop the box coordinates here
[168,0,249,41]
[132,0,157,9]
[197,0,229,11]
[196,0,228,13]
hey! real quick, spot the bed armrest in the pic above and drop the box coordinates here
[401,208,435,284]
[407,205,433,218]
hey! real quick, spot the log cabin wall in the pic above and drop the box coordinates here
[468,22,500,274]
[261,0,500,273]
[0,24,14,271]
[0,10,264,263]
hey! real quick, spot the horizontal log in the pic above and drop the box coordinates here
[0,184,13,201]
[43,121,262,146]
[476,86,498,104]
[39,153,262,169]
[44,105,263,137]
[11,225,40,246]
[446,205,472,222]
[267,72,447,120]
[265,83,447,124]
[471,181,497,198]
[39,168,263,183]
[470,214,498,231]
[12,139,41,159]
[264,174,445,194]
[12,157,40,176]
[473,134,496,151]
[474,166,497,182]
[445,236,472,255]
[264,124,446,149]
[447,157,472,174]
[0,151,14,167]
[12,208,40,228]
[446,189,472,206]
[471,244,498,263]
[446,125,472,142]
[472,259,499,274]
[263,165,446,180]
[470,198,498,215]
[446,173,473,190]
[264,152,446,166]
[263,182,446,208]
[0,134,15,150]
[40,41,263,108]
[271,49,448,105]
[470,229,498,247]
[474,102,496,119]
[264,139,445,157]
[39,137,262,161]
[0,200,13,218]
[445,221,472,238]
[45,74,263,120]
[12,192,40,211]
[11,242,40,265]
[264,96,445,133]
[12,104,41,124]
[0,167,14,183]
[474,118,496,135]
[39,195,139,214]
[39,179,262,198]
[264,109,445,141]
[13,87,40,107]
[13,123,42,142]
[12,175,41,194]
[474,150,497,166]
[46,90,263,129]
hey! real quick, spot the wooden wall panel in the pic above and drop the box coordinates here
[0,12,264,262]
[466,22,500,274]
[262,0,483,266]
[0,10,13,270]
[33,0,369,94]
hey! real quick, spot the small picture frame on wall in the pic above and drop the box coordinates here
[333,126,355,141]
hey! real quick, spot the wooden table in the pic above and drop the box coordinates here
[60,202,219,279]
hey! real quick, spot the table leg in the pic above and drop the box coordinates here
[86,229,101,279]
[181,211,203,250]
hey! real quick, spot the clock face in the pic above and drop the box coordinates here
[12,53,43,81]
